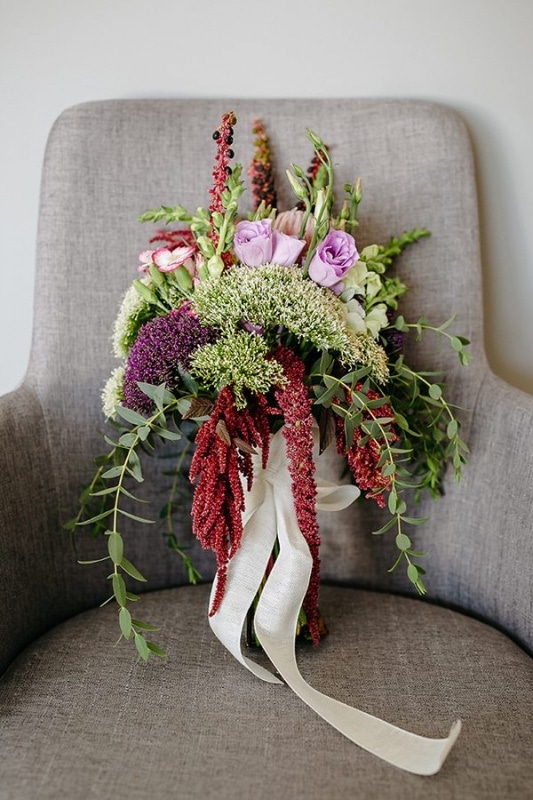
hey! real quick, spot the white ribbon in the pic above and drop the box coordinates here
[209,429,461,775]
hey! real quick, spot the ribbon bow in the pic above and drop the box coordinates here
[209,429,461,775]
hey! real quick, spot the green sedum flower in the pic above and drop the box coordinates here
[193,264,389,382]
[190,329,285,408]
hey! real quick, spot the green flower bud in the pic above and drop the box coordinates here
[306,129,325,151]
[133,279,159,305]
[196,236,216,258]
[207,255,224,278]
[198,261,210,282]
[289,162,306,179]
[174,265,193,293]
[286,170,307,201]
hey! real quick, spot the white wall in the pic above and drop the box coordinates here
[1,0,532,395]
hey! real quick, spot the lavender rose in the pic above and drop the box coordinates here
[308,230,359,294]
[271,229,305,266]
[234,219,305,267]
[234,219,273,267]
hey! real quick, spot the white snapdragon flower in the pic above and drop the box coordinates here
[365,272,383,299]
[343,299,389,339]
[342,261,369,295]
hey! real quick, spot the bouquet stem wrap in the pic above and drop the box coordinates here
[209,429,461,775]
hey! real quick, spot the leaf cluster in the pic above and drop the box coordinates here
[70,382,209,661]
[309,301,471,593]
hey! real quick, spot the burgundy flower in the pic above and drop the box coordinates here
[122,308,217,414]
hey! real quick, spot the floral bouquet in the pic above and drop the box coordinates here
[70,111,469,669]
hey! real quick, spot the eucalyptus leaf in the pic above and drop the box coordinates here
[108,531,124,565]
[395,532,412,551]
[112,573,127,606]
[146,642,167,658]
[119,607,132,639]
[120,557,147,582]
[115,406,148,426]
[134,632,150,661]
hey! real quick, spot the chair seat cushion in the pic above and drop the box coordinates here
[1,584,532,800]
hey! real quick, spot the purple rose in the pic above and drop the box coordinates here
[234,219,273,266]
[234,219,305,267]
[308,230,359,294]
[271,229,305,266]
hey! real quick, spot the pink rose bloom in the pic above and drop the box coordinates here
[234,219,305,267]
[308,230,359,294]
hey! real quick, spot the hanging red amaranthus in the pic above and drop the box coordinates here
[336,384,399,508]
[190,386,270,615]
[272,346,321,646]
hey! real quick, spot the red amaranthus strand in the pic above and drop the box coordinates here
[336,384,399,508]
[248,119,277,211]
[209,112,237,269]
[272,346,321,646]
[190,387,270,615]
[149,228,196,248]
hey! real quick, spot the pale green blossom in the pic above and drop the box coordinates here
[101,365,125,418]
[365,272,383,299]
[344,299,389,339]
[190,330,285,408]
[342,261,369,295]
[112,277,153,358]
[365,303,389,338]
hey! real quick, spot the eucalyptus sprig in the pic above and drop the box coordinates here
[75,382,198,661]
[394,314,472,366]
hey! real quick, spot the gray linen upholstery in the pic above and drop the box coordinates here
[0,585,532,800]
[0,99,532,797]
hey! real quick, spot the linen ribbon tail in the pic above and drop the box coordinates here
[209,429,461,775]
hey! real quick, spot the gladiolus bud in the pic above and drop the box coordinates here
[286,170,307,201]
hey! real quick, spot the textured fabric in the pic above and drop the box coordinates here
[2,98,532,800]
[0,585,531,800]
[0,98,531,673]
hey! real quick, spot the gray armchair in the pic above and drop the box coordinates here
[1,99,531,799]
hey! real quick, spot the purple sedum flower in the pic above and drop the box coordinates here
[234,219,305,267]
[308,230,359,294]
[123,307,217,414]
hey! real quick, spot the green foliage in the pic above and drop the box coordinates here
[73,382,205,661]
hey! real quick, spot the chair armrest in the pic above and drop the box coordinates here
[457,370,533,652]
[0,385,62,673]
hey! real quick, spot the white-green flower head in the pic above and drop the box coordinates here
[112,277,152,358]
[190,330,285,409]
[101,365,125,419]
